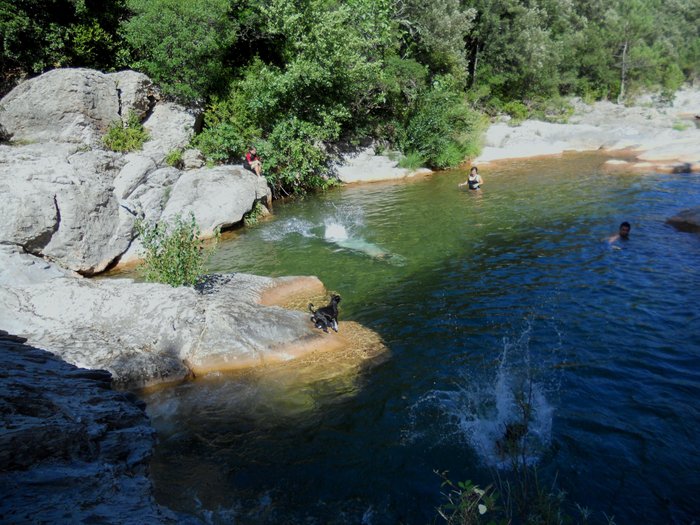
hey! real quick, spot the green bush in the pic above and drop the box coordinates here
[135,213,217,287]
[102,112,149,152]
[256,117,335,196]
[398,151,425,170]
[401,77,486,169]
[502,100,529,123]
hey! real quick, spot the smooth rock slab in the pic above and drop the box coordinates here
[0,247,327,387]
[0,143,133,274]
[0,68,120,146]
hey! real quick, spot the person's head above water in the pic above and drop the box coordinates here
[470,166,478,176]
[619,221,631,239]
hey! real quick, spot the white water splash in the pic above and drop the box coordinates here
[324,221,349,242]
[260,217,315,241]
[407,325,555,468]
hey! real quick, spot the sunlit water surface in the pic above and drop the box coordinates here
[140,154,700,524]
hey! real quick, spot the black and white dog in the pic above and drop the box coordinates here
[309,294,341,333]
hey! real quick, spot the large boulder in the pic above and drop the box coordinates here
[0,68,120,146]
[0,246,328,387]
[0,331,196,524]
[161,166,271,237]
[0,143,134,274]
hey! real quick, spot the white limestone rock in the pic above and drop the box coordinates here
[336,146,431,183]
[0,68,120,146]
[161,165,271,237]
[107,70,157,122]
[0,143,134,274]
[0,246,325,387]
[142,102,199,164]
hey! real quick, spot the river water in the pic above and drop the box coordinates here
[140,153,700,524]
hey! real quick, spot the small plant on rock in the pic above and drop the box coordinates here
[103,112,149,152]
[243,201,267,227]
[165,149,184,167]
[135,212,218,287]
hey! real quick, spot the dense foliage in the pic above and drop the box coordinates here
[3,0,699,194]
[135,213,217,287]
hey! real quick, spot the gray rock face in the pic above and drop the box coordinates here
[162,166,271,237]
[142,102,200,164]
[0,246,325,388]
[477,88,700,168]
[107,70,157,122]
[0,143,134,275]
[0,68,120,146]
[0,331,196,524]
[182,148,205,169]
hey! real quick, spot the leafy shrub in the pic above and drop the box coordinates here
[502,100,529,123]
[256,117,334,197]
[398,151,425,170]
[165,149,183,167]
[135,213,217,287]
[401,77,486,169]
[102,112,149,152]
[436,474,497,525]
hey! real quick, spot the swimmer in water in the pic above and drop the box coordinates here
[459,166,483,190]
[608,221,631,245]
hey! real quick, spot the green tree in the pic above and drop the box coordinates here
[394,0,476,77]
[122,0,237,102]
[0,0,127,93]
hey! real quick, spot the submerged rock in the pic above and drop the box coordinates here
[0,331,197,524]
[667,207,700,233]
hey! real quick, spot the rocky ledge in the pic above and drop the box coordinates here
[0,331,198,524]
[0,68,270,275]
[0,245,342,388]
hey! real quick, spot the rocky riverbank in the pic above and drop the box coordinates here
[0,67,389,520]
[476,88,700,174]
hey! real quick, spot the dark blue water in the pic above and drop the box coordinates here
[142,154,700,524]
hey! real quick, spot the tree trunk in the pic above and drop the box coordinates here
[617,40,628,104]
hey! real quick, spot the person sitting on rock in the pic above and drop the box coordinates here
[243,146,263,177]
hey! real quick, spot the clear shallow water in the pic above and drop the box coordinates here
[141,154,700,524]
